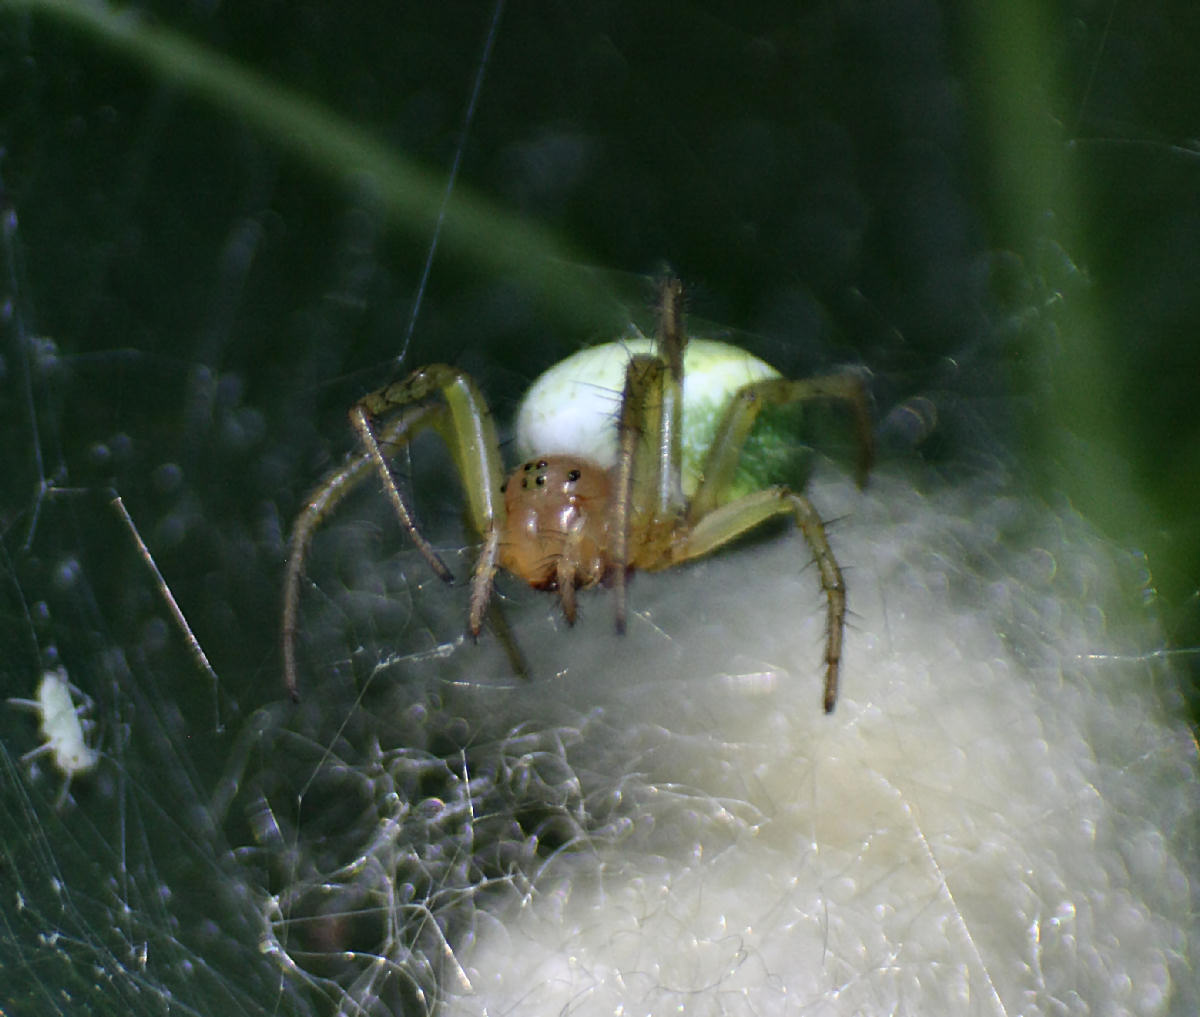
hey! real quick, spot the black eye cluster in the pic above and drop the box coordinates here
[518,459,549,490]
[505,460,584,492]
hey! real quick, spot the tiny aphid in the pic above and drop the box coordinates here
[9,666,99,805]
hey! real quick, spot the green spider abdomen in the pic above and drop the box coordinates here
[514,338,814,502]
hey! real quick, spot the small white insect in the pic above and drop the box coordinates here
[8,666,99,805]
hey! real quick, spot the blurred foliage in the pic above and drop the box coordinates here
[13,0,1195,702]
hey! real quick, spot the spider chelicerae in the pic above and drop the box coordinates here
[282,278,872,712]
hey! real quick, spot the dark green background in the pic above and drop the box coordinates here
[1,1,1197,1014]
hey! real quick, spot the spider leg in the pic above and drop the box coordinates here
[283,365,507,699]
[358,366,506,542]
[352,405,457,583]
[687,373,874,524]
[677,486,847,713]
[468,525,502,636]
[610,276,690,632]
[363,369,508,646]
[653,276,688,516]
[612,354,665,632]
[282,404,438,700]
[482,597,531,680]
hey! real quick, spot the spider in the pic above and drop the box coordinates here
[282,278,872,712]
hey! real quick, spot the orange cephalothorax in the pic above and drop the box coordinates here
[498,456,612,592]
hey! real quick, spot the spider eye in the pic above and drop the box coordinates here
[535,475,546,486]
[567,469,581,482]
[536,459,548,469]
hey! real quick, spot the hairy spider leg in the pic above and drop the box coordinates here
[652,276,687,517]
[610,277,689,632]
[282,402,439,700]
[356,366,506,576]
[282,366,508,699]
[682,373,874,713]
[611,354,662,633]
[680,487,848,713]
[687,374,874,523]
